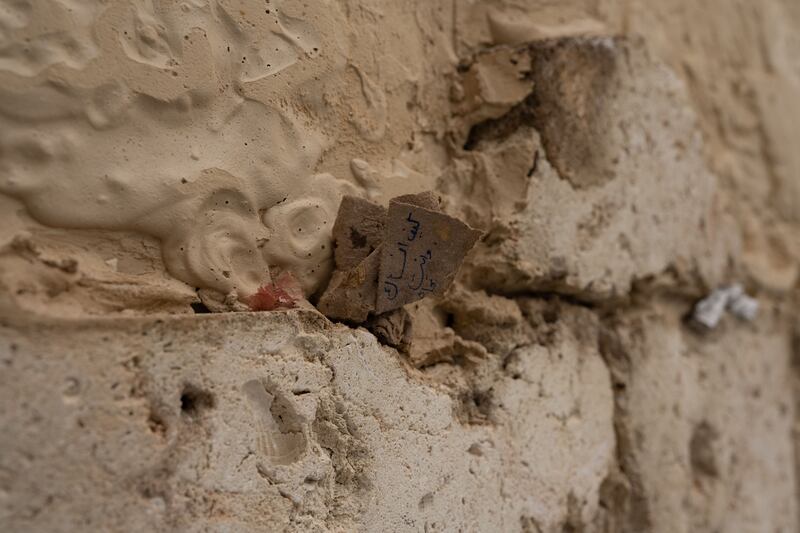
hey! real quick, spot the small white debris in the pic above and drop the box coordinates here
[691,283,758,330]
[105,258,118,271]
[727,291,759,321]
[693,289,729,329]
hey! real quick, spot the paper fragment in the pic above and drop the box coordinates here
[317,247,381,322]
[318,191,482,322]
[331,196,386,271]
[691,283,758,330]
[728,291,759,321]
[249,271,304,311]
[375,200,482,314]
[692,289,730,329]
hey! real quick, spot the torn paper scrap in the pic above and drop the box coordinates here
[249,271,304,311]
[317,247,381,322]
[375,199,482,314]
[727,290,759,321]
[332,196,386,271]
[318,191,482,322]
[691,284,758,329]
[692,289,730,330]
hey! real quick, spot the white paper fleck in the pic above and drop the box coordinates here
[692,283,758,329]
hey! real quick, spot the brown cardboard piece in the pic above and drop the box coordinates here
[332,196,386,270]
[317,246,381,322]
[375,199,482,314]
[318,191,482,323]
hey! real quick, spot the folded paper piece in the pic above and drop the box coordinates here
[332,196,386,271]
[317,247,381,322]
[317,192,482,322]
[691,283,758,330]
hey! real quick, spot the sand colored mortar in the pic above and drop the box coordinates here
[0,0,354,299]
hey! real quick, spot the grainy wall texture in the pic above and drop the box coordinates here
[1,1,799,532]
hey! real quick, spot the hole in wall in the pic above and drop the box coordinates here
[190,302,211,313]
[180,384,215,418]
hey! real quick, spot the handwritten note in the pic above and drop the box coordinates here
[375,200,482,314]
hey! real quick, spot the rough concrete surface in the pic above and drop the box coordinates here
[2,0,800,532]
[0,308,614,532]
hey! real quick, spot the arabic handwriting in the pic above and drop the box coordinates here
[409,250,432,291]
[383,280,398,300]
[387,241,409,280]
[406,212,421,241]
[416,278,437,298]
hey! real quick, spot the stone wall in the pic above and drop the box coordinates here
[1,1,799,532]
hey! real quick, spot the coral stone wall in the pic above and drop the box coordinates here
[1,1,799,532]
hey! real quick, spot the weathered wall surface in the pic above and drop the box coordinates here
[0,309,614,532]
[1,292,796,532]
[1,0,799,532]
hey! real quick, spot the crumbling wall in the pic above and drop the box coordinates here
[1,1,799,532]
